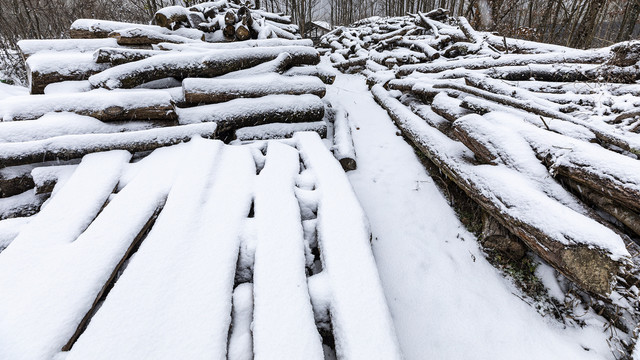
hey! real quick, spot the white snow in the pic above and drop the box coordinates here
[252,141,324,359]
[66,139,255,360]
[0,217,30,252]
[0,123,218,164]
[0,82,28,100]
[234,121,326,141]
[177,94,323,125]
[295,132,403,360]
[0,112,159,143]
[0,150,136,360]
[228,283,254,360]
[17,38,119,58]
[328,73,621,359]
[0,89,174,121]
[26,52,109,78]
[183,73,325,102]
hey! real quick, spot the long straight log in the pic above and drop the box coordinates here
[482,63,640,83]
[69,19,205,41]
[26,52,109,94]
[0,190,49,220]
[330,104,357,171]
[218,52,294,78]
[177,94,324,134]
[1,90,177,122]
[234,121,326,141]
[93,47,163,65]
[17,38,120,60]
[110,28,202,45]
[433,82,640,155]
[153,38,313,51]
[451,113,640,242]
[396,49,612,76]
[183,74,325,104]
[0,123,217,168]
[371,84,628,296]
[89,46,319,89]
[283,66,337,85]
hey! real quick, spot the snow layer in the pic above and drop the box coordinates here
[0,150,133,360]
[89,46,318,89]
[0,82,28,100]
[295,132,403,360]
[26,52,109,77]
[17,38,119,58]
[0,89,174,121]
[0,122,217,165]
[0,189,48,220]
[227,283,254,360]
[177,94,323,125]
[154,38,313,51]
[0,112,158,143]
[328,73,620,359]
[182,73,325,102]
[371,84,628,260]
[0,217,30,252]
[234,121,326,141]
[66,139,255,360]
[252,141,324,359]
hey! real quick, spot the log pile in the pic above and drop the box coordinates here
[322,9,640,352]
[0,2,355,225]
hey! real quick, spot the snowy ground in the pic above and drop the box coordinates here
[326,73,616,360]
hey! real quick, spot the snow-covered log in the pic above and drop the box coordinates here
[93,47,164,65]
[17,38,120,60]
[154,38,313,51]
[372,84,629,296]
[89,46,319,89]
[0,165,35,198]
[154,6,189,29]
[228,283,254,360]
[283,66,337,84]
[1,90,177,122]
[0,113,160,143]
[252,142,324,359]
[433,82,640,155]
[63,141,255,359]
[0,190,49,220]
[0,123,217,168]
[396,49,612,76]
[177,94,324,133]
[218,52,294,78]
[182,74,325,104]
[234,121,326,141]
[453,112,640,237]
[110,27,203,45]
[69,19,205,41]
[330,104,357,170]
[295,132,403,359]
[31,164,78,195]
[26,52,109,94]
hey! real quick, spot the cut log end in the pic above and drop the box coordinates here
[338,157,357,171]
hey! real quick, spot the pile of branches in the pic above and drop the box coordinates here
[0,3,364,228]
[322,8,640,356]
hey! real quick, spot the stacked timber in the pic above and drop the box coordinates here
[0,3,350,223]
[322,9,640,355]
